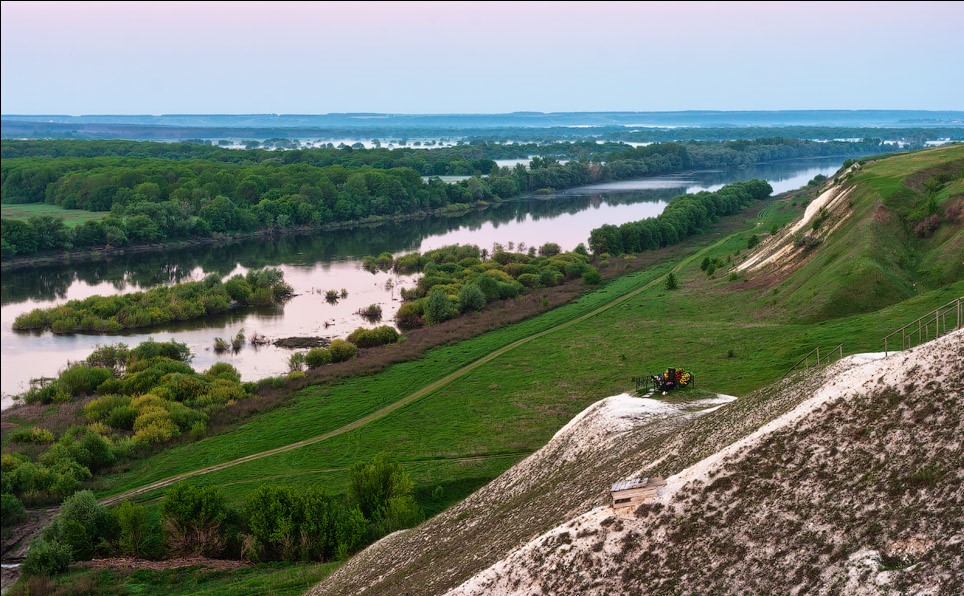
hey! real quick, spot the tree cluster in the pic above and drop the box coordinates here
[2,341,250,512]
[588,180,773,255]
[19,452,421,579]
[13,268,292,333]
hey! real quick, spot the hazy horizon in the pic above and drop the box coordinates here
[3,1,962,114]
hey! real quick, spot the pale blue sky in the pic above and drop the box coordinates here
[2,1,962,114]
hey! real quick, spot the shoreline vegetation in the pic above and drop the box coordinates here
[1,138,888,269]
[12,268,292,334]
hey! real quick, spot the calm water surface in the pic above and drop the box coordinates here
[1,158,843,406]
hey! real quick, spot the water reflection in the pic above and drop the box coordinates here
[1,157,845,404]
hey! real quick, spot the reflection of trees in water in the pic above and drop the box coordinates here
[2,159,841,305]
[2,192,662,305]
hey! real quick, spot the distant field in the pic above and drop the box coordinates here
[0,202,107,227]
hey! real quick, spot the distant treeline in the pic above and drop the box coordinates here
[589,179,774,255]
[3,119,961,144]
[3,138,874,258]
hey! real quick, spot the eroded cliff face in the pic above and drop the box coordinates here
[449,330,963,596]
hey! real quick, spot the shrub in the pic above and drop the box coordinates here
[747,234,760,249]
[84,394,131,423]
[329,339,359,363]
[23,539,71,576]
[348,452,422,536]
[458,284,487,312]
[356,304,383,322]
[57,365,114,397]
[395,301,424,328]
[115,500,161,558]
[161,484,230,557]
[288,352,307,372]
[8,426,55,444]
[206,362,241,383]
[129,339,191,364]
[42,490,115,561]
[347,326,400,348]
[582,268,602,285]
[305,347,332,368]
[1,493,26,526]
[538,242,561,257]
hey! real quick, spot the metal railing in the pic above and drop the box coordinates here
[882,296,962,356]
[783,343,844,378]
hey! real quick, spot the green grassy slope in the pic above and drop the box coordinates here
[774,144,963,321]
[92,147,963,515]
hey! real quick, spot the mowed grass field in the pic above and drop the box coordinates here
[0,202,108,227]
[92,146,964,515]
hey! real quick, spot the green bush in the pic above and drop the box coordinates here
[424,288,457,325]
[244,484,365,563]
[348,452,423,538]
[8,426,55,444]
[346,326,400,349]
[329,339,359,363]
[23,539,71,576]
[205,362,242,383]
[42,490,115,561]
[1,493,26,526]
[582,267,602,285]
[395,301,424,328]
[115,500,162,558]
[305,347,332,368]
[57,365,114,397]
[458,283,487,312]
[161,484,230,557]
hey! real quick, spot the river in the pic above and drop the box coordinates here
[1,157,844,407]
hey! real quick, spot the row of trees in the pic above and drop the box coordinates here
[3,138,877,258]
[12,268,292,333]
[19,452,421,577]
[588,180,774,255]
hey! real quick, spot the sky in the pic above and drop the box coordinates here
[1,1,962,114]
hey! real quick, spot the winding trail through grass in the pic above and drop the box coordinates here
[101,238,728,506]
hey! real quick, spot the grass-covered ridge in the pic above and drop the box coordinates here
[768,145,963,321]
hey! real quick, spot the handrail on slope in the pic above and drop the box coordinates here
[882,296,962,356]
[782,343,844,378]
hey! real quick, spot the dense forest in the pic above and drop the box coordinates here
[2,138,878,258]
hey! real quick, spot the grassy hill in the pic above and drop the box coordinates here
[760,145,963,321]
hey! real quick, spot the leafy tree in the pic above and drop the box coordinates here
[23,539,72,576]
[348,452,421,530]
[458,283,487,312]
[424,288,456,325]
[115,500,161,558]
[160,484,230,556]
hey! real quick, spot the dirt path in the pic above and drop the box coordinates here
[100,239,727,506]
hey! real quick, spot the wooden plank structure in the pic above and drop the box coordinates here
[610,476,666,513]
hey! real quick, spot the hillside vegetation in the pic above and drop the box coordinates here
[738,145,963,321]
